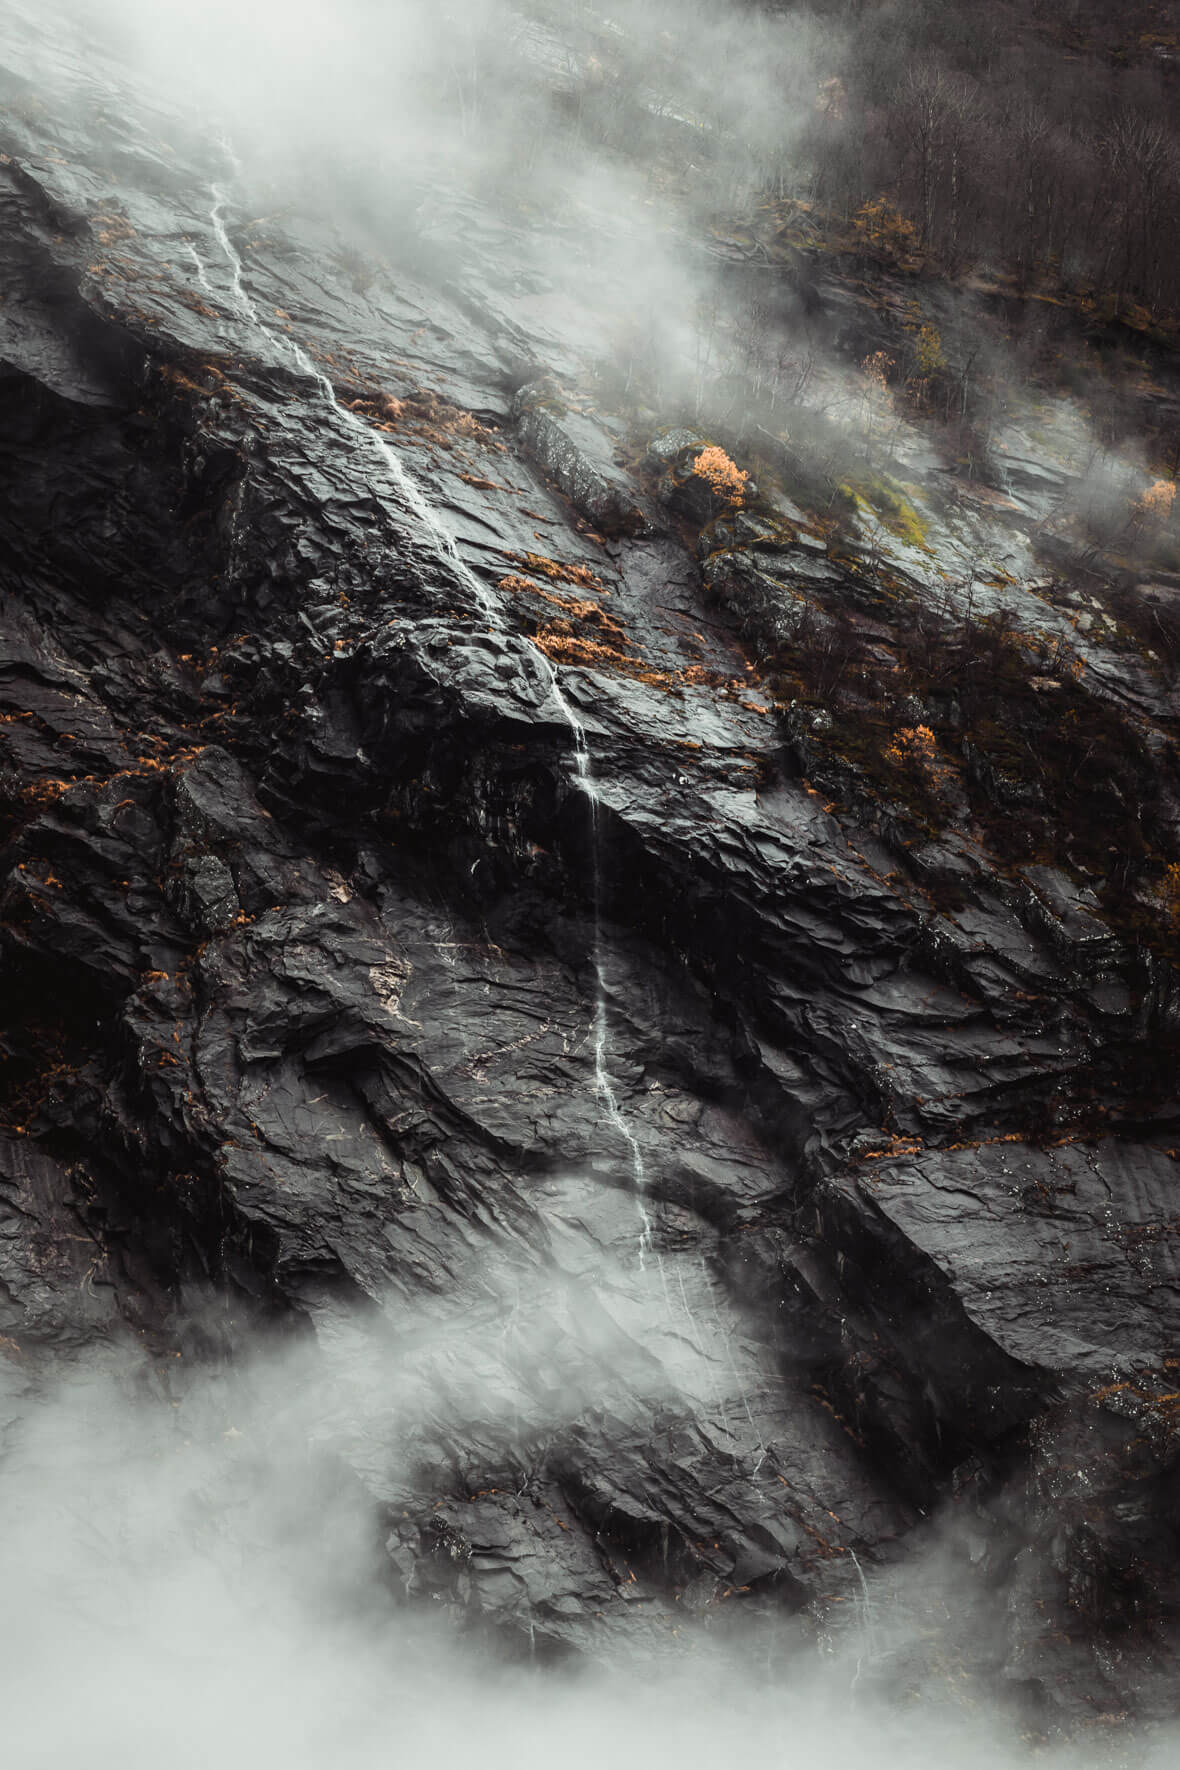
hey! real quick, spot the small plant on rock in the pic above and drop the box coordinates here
[691,446,748,508]
[1161,861,1180,925]
[1133,479,1177,529]
[884,724,951,795]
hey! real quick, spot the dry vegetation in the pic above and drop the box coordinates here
[499,551,609,592]
[344,387,506,455]
[691,446,749,507]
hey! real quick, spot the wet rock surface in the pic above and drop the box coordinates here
[1,1,1179,1727]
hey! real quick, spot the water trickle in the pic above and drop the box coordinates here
[209,183,259,326]
[186,240,216,300]
[848,1548,879,1687]
[188,227,249,577]
[204,169,656,1262]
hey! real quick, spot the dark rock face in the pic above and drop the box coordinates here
[1,3,1178,1727]
[513,379,647,535]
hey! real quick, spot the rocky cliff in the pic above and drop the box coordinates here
[2,0,1179,1733]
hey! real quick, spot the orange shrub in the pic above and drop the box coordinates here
[1134,479,1177,526]
[692,446,748,507]
[1162,862,1180,923]
[884,724,951,793]
[861,350,894,393]
[851,198,919,258]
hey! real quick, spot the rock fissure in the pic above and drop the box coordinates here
[1,0,1179,1727]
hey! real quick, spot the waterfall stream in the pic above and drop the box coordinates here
[199,176,656,1265]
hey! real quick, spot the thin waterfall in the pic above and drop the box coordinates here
[198,173,656,1263]
[576,744,656,1270]
[848,1548,879,1687]
[186,241,216,299]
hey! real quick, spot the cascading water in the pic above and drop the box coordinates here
[196,170,657,1265]
[187,241,216,299]
[208,183,257,325]
[577,748,657,1270]
[848,1548,880,1687]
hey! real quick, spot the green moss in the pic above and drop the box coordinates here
[842,475,932,552]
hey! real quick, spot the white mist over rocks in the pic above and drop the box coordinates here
[1,0,1178,1758]
[45,0,836,417]
[39,0,1171,533]
[0,1230,1166,1768]
[0,1328,1156,1770]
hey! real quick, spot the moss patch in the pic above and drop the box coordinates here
[842,475,931,552]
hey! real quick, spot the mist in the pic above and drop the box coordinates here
[35,0,1177,544]
[0,1218,1166,1767]
[0,1319,1159,1770]
[2,0,1179,1757]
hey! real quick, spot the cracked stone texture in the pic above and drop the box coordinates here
[0,0,1179,1726]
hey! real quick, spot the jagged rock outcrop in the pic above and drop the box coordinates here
[513,377,647,535]
[1,1,1178,1727]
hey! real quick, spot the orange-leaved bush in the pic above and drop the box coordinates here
[1134,479,1177,526]
[1162,861,1180,924]
[861,350,894,393]
[691,446,748,507]
[884,724,951,792]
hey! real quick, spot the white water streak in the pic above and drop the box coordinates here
[204,171,656,1262]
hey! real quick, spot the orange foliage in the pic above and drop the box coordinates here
[533,629,650,679]
[346,387,506,453]
[502,551,607,592]
[691,447,748,507]
[851,198,919,259]
[1135,479,1177,525]
[884,724,951,791]
[533,625,745,697]
[498,575,627,646]
[1162,862,1180,924]
[92,212,135,247]
[861,351,894,393]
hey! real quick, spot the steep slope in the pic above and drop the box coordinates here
[1,0,1178,1726]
